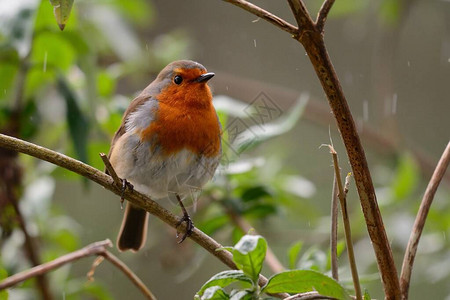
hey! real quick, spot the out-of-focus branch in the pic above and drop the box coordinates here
[400,141,450,300]
[0,239,156,300]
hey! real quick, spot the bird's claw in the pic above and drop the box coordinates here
[176,214,194,244]
[120,179,134,209]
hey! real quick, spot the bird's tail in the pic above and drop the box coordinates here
[117,203,149,252]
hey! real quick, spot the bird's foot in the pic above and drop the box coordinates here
[175,212,194,244]
[120,178,134,209]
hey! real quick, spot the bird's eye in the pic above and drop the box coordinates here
[174,75,183,85]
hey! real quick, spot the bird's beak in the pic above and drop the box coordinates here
[195,72,215,83]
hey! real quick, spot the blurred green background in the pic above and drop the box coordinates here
[0,0,449,299]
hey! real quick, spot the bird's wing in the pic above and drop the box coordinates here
[106,93,157,173]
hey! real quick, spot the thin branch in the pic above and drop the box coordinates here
[316,0,336,32]
[328,145,362,300]
[0,134,279,297]
[286,0,314,31]
[0,239,156,299]
[400,141,450,300]
[330,175,339,280]
[222,0,298,36]
[0,240,111,290]
[102,251,156,300]
[100,152,121,186]
[8,186,53,299]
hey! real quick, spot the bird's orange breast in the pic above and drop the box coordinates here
[140,84,221,158]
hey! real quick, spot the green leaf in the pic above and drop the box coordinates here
[241,186,271,202]
[198,214,229,236]
[232,235,267,282]
[49,0,74,30]
[57,76,89,163]
[298,247,327,272]
[31,32,76,71]
[261,270,351,300]
[232,94,308,154]
[196,270,253,297]
[229,290,253,300]
[391,152,419,202]
[199,286,229,300]
[288,241,303,269]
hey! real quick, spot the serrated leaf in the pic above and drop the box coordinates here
[57,76,89,164]
[233,235,267,282]
[261,270,351,300]
[200,286,229,300]
[196,270,252,296]
[49,0,74,30]
[232,94,308,154]
[288,241,303,269]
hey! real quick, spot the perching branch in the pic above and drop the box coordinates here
[220,0,400,298]
[0,133,280,297]
[400,141,450,300]
[0,239,156,299]
[327,145,362,300]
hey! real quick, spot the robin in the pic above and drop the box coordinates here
[107,60,222,252]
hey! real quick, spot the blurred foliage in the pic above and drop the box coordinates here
[0,0,449,299]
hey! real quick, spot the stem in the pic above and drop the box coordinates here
[400,141,450,299]
[328,145,362,300]
[330,175,339,280]
[316,0,335,32]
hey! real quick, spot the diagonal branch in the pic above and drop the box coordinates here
[222,0,298,36]
[316,0,335,32]
[400,141,450,300]
[0,133,281,297]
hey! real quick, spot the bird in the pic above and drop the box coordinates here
[107,60,222,252]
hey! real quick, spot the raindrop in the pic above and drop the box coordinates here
[407,61,411,67]
[252,18,260,23]
[254,39,257,47]
[392,93,397,115]
[363,99,369,121]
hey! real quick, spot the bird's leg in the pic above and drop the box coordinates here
[120,179,134,209]
[175,194,194,243]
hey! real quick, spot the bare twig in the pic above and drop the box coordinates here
[0,134,280,297]
[400,141,450,300]
[222,0,298,36]
[102,251,156,300]
[0,240,111,290]
[100,152,121,186]
[330,175,339,280]
[328,145,362,300]
[0,239,156,299]
[221,1,401,297]
[316,0,336,32]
